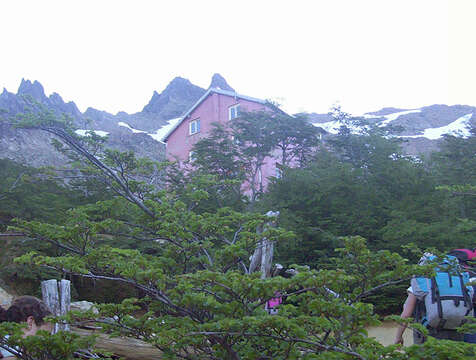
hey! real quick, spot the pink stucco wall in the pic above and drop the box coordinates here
[165,92,282,191]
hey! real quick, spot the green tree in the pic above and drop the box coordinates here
[430,128,476,222]
[269,113,320,168]
[188,123,247,211]
[230,110,277,203]
[188,110,321,208]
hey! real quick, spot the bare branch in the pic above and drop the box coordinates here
[0,171,25,200]
[34,126,156,218]
[353,277,412,302]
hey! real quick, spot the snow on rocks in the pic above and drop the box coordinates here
[116,118,181,144]
[312,119,365,135]
[399,113,473,140]
[378,109,421,127]
[75,129,109,137]
[313,110,473,141]
[118,122,147,134]
[147,117,181,143]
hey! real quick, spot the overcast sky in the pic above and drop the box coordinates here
[0,0,475,116]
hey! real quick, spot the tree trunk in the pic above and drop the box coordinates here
[249,211,279,278]
[72,327,162,360]
[41,279,71,333]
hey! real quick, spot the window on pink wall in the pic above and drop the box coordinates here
[229,104,240,120]
[189,119,200,135]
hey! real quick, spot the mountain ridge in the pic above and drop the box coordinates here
[0,74,475,168]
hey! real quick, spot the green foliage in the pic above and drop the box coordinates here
[264,126,476,264]
[170,124,248,212]
[269,113,320,167]
[0,158,111,295]
[0,159,96,229]
[0,323,108,360]
[15,226,452,359]
[186,111,321,210]
[430,129,476,221]
[15,222,476,359]
[430,128,476,187]
[5,108,476,358]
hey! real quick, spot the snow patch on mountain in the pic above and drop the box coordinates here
[313,109,422,134]
[118,122,147,134]
[75,129,109,137]
[147,117,181,143]
[117,119,182,144]
[314,111,473,141]
[312,119,367,135]
[378,109,421,127]
[399,113,473,140]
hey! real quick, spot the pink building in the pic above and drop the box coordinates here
[163,88,283,192]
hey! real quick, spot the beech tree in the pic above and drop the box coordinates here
[189,110,321,207]
[269,113,320,168]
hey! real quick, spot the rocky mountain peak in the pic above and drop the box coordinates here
[168,76,192,88]
[209,73,235,92]
[17,79,47,102]
[48,92,64,105]
[141,76,205,117]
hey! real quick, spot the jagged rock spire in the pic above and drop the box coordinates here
[209,73,235,92]
[17,79,48,102]
[142,76,205,117]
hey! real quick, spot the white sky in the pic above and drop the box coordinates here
[0,0,475,115]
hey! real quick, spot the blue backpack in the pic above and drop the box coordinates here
[411,255,474,330]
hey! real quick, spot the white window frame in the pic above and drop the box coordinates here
[189,119,200,135]
[231,135,241,145]
[229,104,240,120]
[189,150,196,162]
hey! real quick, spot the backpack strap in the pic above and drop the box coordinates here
[431,277,445,329]
[414,298,425,323]
[459,273,473,317]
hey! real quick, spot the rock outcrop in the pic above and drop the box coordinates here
[0,286,13,307]
[209,73,235,92]
[142,77,205,115]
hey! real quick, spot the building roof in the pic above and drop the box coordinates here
[163,88,267,142]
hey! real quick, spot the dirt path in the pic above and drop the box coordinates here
[367,321,413,346]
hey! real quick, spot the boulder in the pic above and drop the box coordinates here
[70,300,98,314]
[0,286,13,307]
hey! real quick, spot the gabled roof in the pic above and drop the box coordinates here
[163,88,267,142]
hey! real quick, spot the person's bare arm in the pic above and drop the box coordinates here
[394,293,417,345]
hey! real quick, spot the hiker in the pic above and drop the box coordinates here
[265,291,283,315]
[394,253,474,345]
[448,249,476,343]
[394,289,418,344]
[0,296,53,359]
